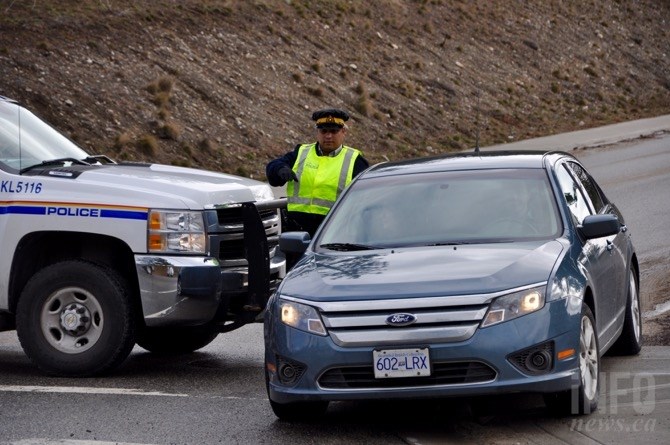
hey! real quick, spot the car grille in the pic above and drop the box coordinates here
[310,294,493,347]
[318,361,496,389]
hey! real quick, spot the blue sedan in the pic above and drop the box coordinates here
[264,150,641,420]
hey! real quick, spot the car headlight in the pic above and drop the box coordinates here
[481,286,545,327]
[279,299,327,336]
[148,210,207,254]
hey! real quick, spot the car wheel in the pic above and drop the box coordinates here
[136,326,219,354]
[544,304,600,416]
[608,267,642,356]
[16,260,135,377]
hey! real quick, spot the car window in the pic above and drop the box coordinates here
[555,163,592,224]
[318,168,562,248]
[565,162,606,214]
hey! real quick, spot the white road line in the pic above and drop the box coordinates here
[3,440,156,445]
[0,385,187,397]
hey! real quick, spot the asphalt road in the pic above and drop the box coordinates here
[573,135,670,311]
[1,127,669,445]
[1,324,669,445]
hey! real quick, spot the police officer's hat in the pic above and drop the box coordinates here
[312,108,350,129]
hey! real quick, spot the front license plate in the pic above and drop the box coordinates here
[373,348,431,378]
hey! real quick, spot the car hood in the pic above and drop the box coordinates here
[280,240,564,301]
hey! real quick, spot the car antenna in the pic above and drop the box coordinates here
[18,101,23,172]
[474,88,481,154]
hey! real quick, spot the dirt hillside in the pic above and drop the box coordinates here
[1,0,669,180]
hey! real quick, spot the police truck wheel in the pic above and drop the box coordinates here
[544,305,600,415]
[136,326,219,354]
[16,260,135,377]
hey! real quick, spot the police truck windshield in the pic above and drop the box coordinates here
[0,98,89,173]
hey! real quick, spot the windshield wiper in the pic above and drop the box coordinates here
[20,157,91,174]
[319,242,379,251]
[428,241,473,246]
[429,239,515,246]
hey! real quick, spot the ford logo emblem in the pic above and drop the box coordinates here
[385,313,417,327]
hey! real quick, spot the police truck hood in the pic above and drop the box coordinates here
[38,163,273,209]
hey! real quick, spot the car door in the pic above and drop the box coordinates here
[554,161,621,344]
[565,161,628,327]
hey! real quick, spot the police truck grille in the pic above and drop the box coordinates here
[209,207,280,267]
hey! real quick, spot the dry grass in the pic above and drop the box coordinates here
[159,122,181,140]
[114,132,133,151]
[137,134,159,157]
[1,0,668,178]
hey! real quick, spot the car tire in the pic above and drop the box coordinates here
[544,304,600,416]
[136,326,219,354]
[16,260,135,377]
[608,267,642,356]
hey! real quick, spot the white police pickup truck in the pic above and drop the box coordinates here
[0,96,286,376]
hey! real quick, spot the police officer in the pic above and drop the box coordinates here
[266,108,369,237]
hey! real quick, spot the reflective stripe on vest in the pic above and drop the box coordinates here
[287,144,360,215]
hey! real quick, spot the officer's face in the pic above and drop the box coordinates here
[317,127,346,154]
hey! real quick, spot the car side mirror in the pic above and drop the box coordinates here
[578,214,621,240]
[279,231,311,254]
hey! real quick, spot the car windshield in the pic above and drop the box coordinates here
[0,99,90,172]
[318,168,562,249]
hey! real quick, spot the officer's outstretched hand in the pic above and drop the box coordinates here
[278,165,299,183]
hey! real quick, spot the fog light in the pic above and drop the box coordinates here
[508,341,554,376]
[276,356,306,386]
[280,363,297,381]
[526,350,552,371]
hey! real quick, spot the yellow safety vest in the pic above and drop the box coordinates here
[287,143,361,215]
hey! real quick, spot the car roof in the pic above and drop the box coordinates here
[362,150,573,178]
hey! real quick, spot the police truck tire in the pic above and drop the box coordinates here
[136,326,219,354]
[16,260,136,377]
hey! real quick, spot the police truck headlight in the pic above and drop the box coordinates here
[481,286,545,327]
[148,210,207,254]
[279,299,327,336]
[249,184,275,202]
